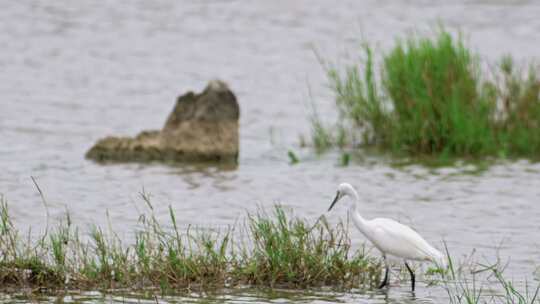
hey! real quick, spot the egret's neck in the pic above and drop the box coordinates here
[347,188,360,211]
[347,189,368,231]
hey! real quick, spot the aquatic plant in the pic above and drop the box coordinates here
[240,206,379,289]
[316,29,540,159]
[1,194,539,303]
[437,245,540,304]
[309,102,334,153]
[0,196,380,293]
[287,150,300,164]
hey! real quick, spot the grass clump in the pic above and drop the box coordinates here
[0,196,379,293]
[383,32,495,155]
[240,207,379,288]
[316,29,540,159]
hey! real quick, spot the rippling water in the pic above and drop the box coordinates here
[0,288,437,304]
[1,0,540,303]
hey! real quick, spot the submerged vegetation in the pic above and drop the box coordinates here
[313,29,540,159]
[0,197,380,293]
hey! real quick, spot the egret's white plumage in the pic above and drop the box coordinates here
[328,183,446,291]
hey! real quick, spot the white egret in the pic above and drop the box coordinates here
[327,183,446,291]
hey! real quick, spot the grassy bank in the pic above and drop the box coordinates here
[1,196,539,303]
[313,29,540,159]
[0,197,380,293]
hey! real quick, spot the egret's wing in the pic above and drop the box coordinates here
[369,218,441,261]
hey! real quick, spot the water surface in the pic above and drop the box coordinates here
[1,0,540,302]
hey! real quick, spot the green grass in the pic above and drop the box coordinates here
[315,29,540,159]
[0,196,380,293]
[436,245,540,304]
[240,207,379,288]
[1,195,539,303]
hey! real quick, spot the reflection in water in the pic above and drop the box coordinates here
[0,288,439,304]
[1,0,540,303]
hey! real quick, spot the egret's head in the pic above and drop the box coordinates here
[328,183,355,211]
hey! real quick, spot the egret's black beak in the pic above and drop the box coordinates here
[328,192,340,211]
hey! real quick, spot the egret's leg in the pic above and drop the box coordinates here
[378,256,389,289]
[378,267,389,289]
[405,262,415,291]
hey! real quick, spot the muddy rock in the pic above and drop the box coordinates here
[86,80,239,163]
